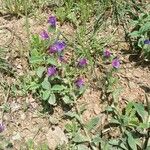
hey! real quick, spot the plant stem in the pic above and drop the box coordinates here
[74,103,95,150]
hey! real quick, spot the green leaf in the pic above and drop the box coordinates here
[65,123,72,132]
[67,12,78,25]
[130,20,139,26]
[41,77,51,90]
[79,105,86,114]
[48,94,56,105]
[125,102,133,115]
[79,86,86,95]
[105,106,114,112]
[110,119,121,125]
[133,102,147,121]
[101,140,111,150]
[39,143,49,150]
[65,122,78,134]
[29,82,40,91]
[129,119,139,127]
[85,117,100,131]
[139,122,149,129]
[139,22,150,33]
[127,132,137,150]
[48,26,56,33]
[129,31,140,37]
[26,139,34,149]
[73,133,89,143]
[46,57,58,66]
[77,144,89,150]
[36,66,45,78]
[137,37,145,48]
[112,88,122,102]
[51,85,66,91]
[42,90,51,100]
[63,95,73,104]
[30,56,43,64]
[65,111,81,122]
[92,135,101,145]
[146,146,150,150]
[56,7,66,23]
[109,139,128,150]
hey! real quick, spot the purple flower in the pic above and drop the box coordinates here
[40,30,49,40]
[0,123,5,133]
[49,45,58,53]
[112,58,120,69]
[47,66,57,77]
[48,16,56,27]
[78,58,87,67]
[75,78,84,88]
[103,49,111,58]
[49,41,66,54]
[55,41,66,52]
[144,40,150,44]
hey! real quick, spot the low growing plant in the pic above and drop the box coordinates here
[106,101,150,150]
[129,12,150,60]
[64,105,100,150]
[28,16,87,107]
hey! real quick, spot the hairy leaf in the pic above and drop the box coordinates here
[41,77,51,90]
[51,85,66,91]
[42,90,51,101]
[36,66,45,78]
[127,132,137,150]
[48,94,56,105]
[77,144,89,150]
[73,133,89,143]
[85,117,100,131]
[133,102,147,122]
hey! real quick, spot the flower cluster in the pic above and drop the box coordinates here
[40,16,88,88]
[103,49,120,69]
[40,30,49,40]
[75,78,84,88]
[78,58,87,67]
[103,49,111,58]
[49,41,66,53]
[47,66,57,77]
[112,58,120,69]
[48,16,56,27]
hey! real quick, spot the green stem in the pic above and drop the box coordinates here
[74,103,95,150]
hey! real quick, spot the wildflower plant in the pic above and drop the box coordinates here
[28,16,86,106]
[129,12,150,60]
[102,49,121,104]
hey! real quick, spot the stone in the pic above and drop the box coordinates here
[12,132,21,141]
[10,102,21,113]
[46,126,68,150]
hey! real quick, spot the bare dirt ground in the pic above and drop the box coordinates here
[0,13,150,149]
